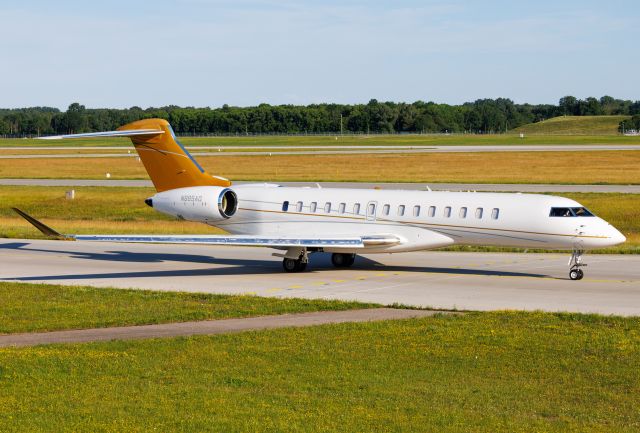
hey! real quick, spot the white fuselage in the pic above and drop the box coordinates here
[151,184,626,253]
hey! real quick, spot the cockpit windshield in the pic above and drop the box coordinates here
[549,207,595,217]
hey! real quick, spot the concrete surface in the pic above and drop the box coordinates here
[0,308,440,347]
[1,178,639,193]
[1,144,639,158]
[1,239,638,316]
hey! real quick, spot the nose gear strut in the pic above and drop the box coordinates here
[568,249,586,280]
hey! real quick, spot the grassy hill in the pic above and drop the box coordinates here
[513,115,629,136]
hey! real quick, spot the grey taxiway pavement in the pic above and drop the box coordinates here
[2,178,639,193]
[1,239,638,316]
[0,308,440,347]
[1,143,639,158]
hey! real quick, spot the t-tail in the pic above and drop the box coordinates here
[40,118,231,192]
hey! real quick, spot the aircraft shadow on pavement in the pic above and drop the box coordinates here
[1,242,550,281]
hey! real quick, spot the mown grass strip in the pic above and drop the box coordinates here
[2,151,640,184]
[513,115,630,135]
[0,311,638,432]
[0,282,375,334]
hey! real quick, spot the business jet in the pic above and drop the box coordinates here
[16,119,626,280]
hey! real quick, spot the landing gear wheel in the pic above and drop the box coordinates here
[569,268,584,280]
[331,253,356,268]
[283,258,306,273]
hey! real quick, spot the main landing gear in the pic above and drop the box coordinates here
[568,249,586,280]
[281,251,356,273]
[282,251,308,273]
[331,253,356,268]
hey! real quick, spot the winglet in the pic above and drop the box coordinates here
[12,208,71,240]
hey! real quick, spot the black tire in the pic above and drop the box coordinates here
[283,258,299,273]
[283,258,307,273]
[577,269,584,280]
[332,253,356,268]
[569,269,579,280]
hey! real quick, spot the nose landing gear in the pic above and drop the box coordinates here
[568,249,586,280]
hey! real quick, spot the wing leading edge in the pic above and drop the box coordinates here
[73,234,367,248]
[12,208,401,248]
[73,234,401,248]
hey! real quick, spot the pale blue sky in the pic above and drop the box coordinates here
[1,0,638,109]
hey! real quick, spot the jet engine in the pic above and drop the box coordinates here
[146,186,238,223]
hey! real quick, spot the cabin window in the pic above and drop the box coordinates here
[324,202,331,213]
[413,205,421,217]
[491,208,500,220]
[398,205,405,216]
[475,207,483,219]
[339,203,346,214]
[296,201,303,212]
[383,204,390,216]
[549,207,595,217]
[459,207,467,218]
[282,201,289,212]
[368,203,376,216]
[444,206,452,218]
[353,203,361,215]
[310,202,317,213]
[428,206,436,217]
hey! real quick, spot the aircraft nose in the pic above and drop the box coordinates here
[611,229,626,245]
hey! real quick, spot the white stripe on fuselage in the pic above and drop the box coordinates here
[209,185,620,251]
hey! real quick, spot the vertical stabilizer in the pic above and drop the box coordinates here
[118,119,231,192]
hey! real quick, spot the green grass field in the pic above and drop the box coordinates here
[0,282,372,334]
[0,186,638,253]
[2,151,640,185]
[0,308,638,432]
[513,115,630,135]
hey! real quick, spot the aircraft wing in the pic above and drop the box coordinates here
[72,234,400,248]
[12,208,401,248]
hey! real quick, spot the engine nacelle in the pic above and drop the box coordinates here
[147,186,238,223]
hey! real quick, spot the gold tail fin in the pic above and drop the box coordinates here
[118,119,231,192]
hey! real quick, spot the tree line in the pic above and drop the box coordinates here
[1,96,639,136]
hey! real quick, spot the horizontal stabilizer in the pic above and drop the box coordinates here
[12,208,68,239]
[38,129,164,140]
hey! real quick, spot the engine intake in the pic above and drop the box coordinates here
[149,186,239,223]
[218,188,237,218]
